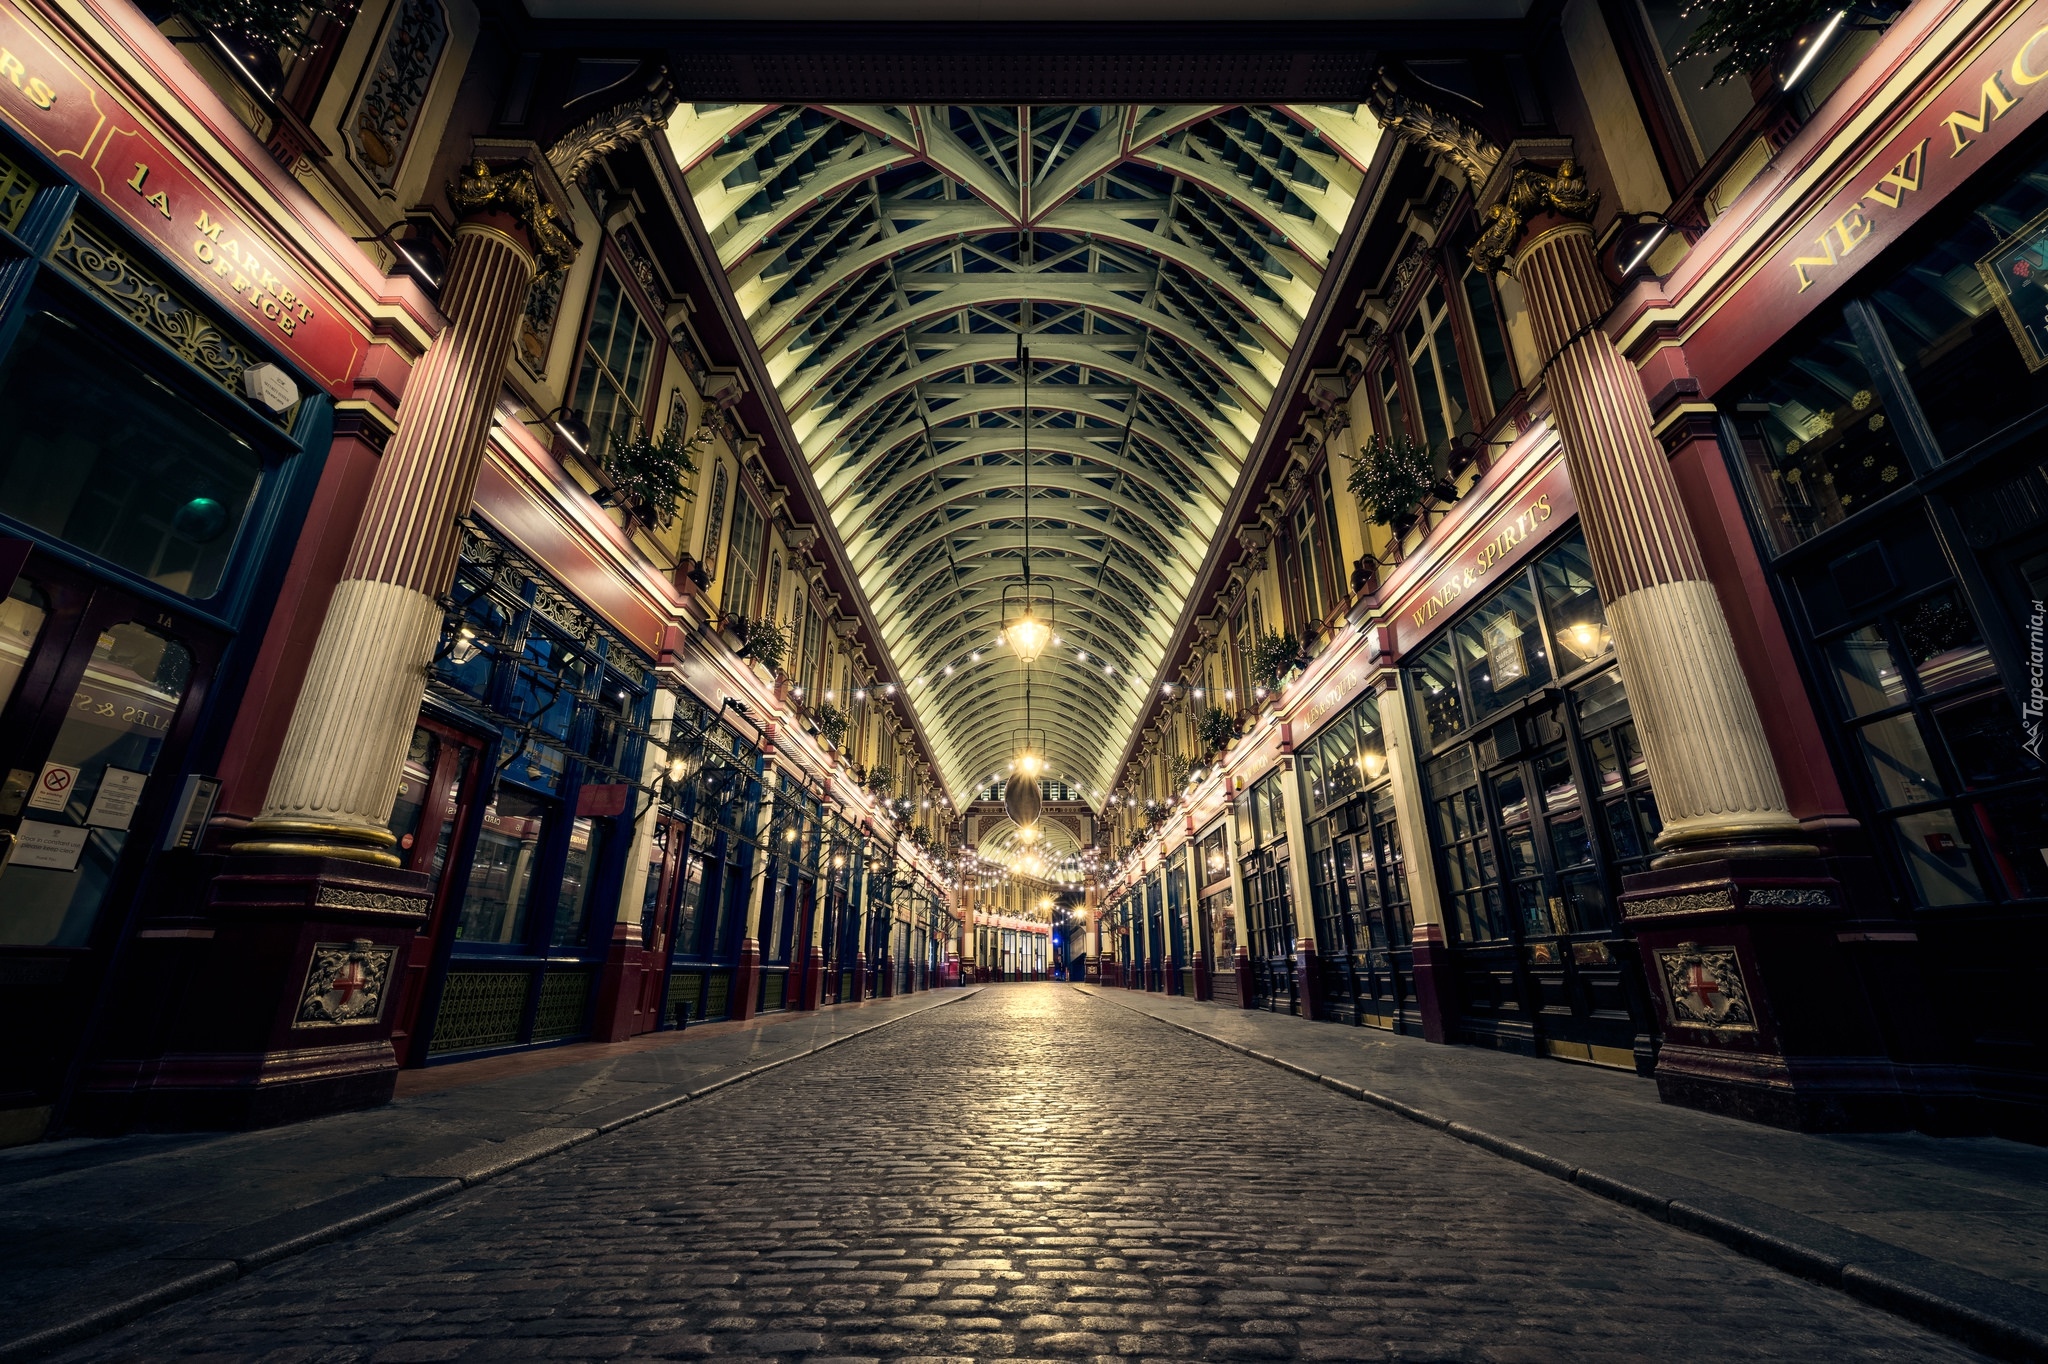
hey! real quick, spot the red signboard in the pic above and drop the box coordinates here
[1686,2,2048,395]
[0,0,367,393]
[1387,450,1578,653]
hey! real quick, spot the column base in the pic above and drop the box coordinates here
[878,955,895,998]
[1621,856,1912,1133]
[1408,924,1453,1044]
[1192,950,1212,1001]
[69,856,430,1135]
[1234,946,1254,1009]
[592,935,657,1043]
[796,947,825,1010]
[1294,938,1323,1022]
[851,952,868,1002]
[730,939,762,1021]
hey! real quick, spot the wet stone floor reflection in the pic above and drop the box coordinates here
[68,986,1976,1362]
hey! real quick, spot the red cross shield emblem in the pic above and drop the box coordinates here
[1657,945,1755,1031]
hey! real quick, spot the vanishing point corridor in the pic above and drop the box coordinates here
[7,0,2048,1358]
[53,987,1975,1361]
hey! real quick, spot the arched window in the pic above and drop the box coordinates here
[766,551,783,622]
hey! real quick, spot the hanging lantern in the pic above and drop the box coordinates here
[1002,596,1054,663]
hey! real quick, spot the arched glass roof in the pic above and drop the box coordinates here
[671,102,1378,804]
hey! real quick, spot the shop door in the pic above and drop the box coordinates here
[386,719,487,1066]
[0,545,227,1136]
[1438,691,1654,1067]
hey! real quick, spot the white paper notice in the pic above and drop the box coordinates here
[86,768,148,830]
[25,762,79,812]
[11,821,90,870]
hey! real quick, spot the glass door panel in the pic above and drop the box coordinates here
[2,620,192,946]
[457,788,549,946]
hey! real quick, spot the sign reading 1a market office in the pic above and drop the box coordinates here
[0,0,367,394]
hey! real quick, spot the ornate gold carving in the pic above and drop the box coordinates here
[1364,68,1501,188]
[1470,160,1600,275]
[546,72,677,187]
[449,159,576,278]
[52,216,255,394]
[1748,887,1835,907]
[316,885,431,916]
[1622,889,1733,918]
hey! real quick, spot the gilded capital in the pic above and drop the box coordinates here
[449,158,578,278]
[1469,159,1599,276]
[1364,67,1502,189]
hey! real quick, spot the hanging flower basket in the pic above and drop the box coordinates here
[1348,431,1435,528]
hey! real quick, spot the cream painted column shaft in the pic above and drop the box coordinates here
[744,780,779,944]
[1377,673,1446,930]
[1514,219,1806,862]
[616,688,678,945]
[243,185,547,863]
[1278,752,1318,946]
[1222,790,1252,952]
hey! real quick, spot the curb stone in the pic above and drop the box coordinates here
[1076,984,2048,1364]
[0,987,982,1364]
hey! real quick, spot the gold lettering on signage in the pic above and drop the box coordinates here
[2016,25,2048,84]
[1794,232,1837,292]
[1792,209,1877,292]
[189,208,313,336]
[125,162,170,220]
[0,48,55,109]
[1832,204,1875,255]
[1864,138,1929,208]
[1406,492,1556,631]
[1944,71,2021,156]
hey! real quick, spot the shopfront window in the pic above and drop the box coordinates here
[457,788,548,945]
[1723,133,2048,917]
[0,292,265,601]
[1868,145,2048,460]
[0,621,192,947]
[1729,319,1908,553]
[551,816,608,948]
[0,578,48,712]
[1409,528,1655,948]
[1807,563,2040,906]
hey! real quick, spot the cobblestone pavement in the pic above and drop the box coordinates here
[63,985,1978,1362]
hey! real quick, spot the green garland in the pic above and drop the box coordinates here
[1347,431,1435,526]
[1670,0,1847,87]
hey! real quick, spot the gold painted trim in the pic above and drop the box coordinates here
[1650,401,1722,439]
[230,840,404,867]
[237,817,398,847]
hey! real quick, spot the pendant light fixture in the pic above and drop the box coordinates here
[1002,335,1054,663]
[1003,332,1047,841]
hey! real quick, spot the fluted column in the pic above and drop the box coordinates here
[240,162,569,863]
[1508,210,1807,864]
[1378,672,1453,1041]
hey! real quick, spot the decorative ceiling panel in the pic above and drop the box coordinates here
[671,101,1377,805]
